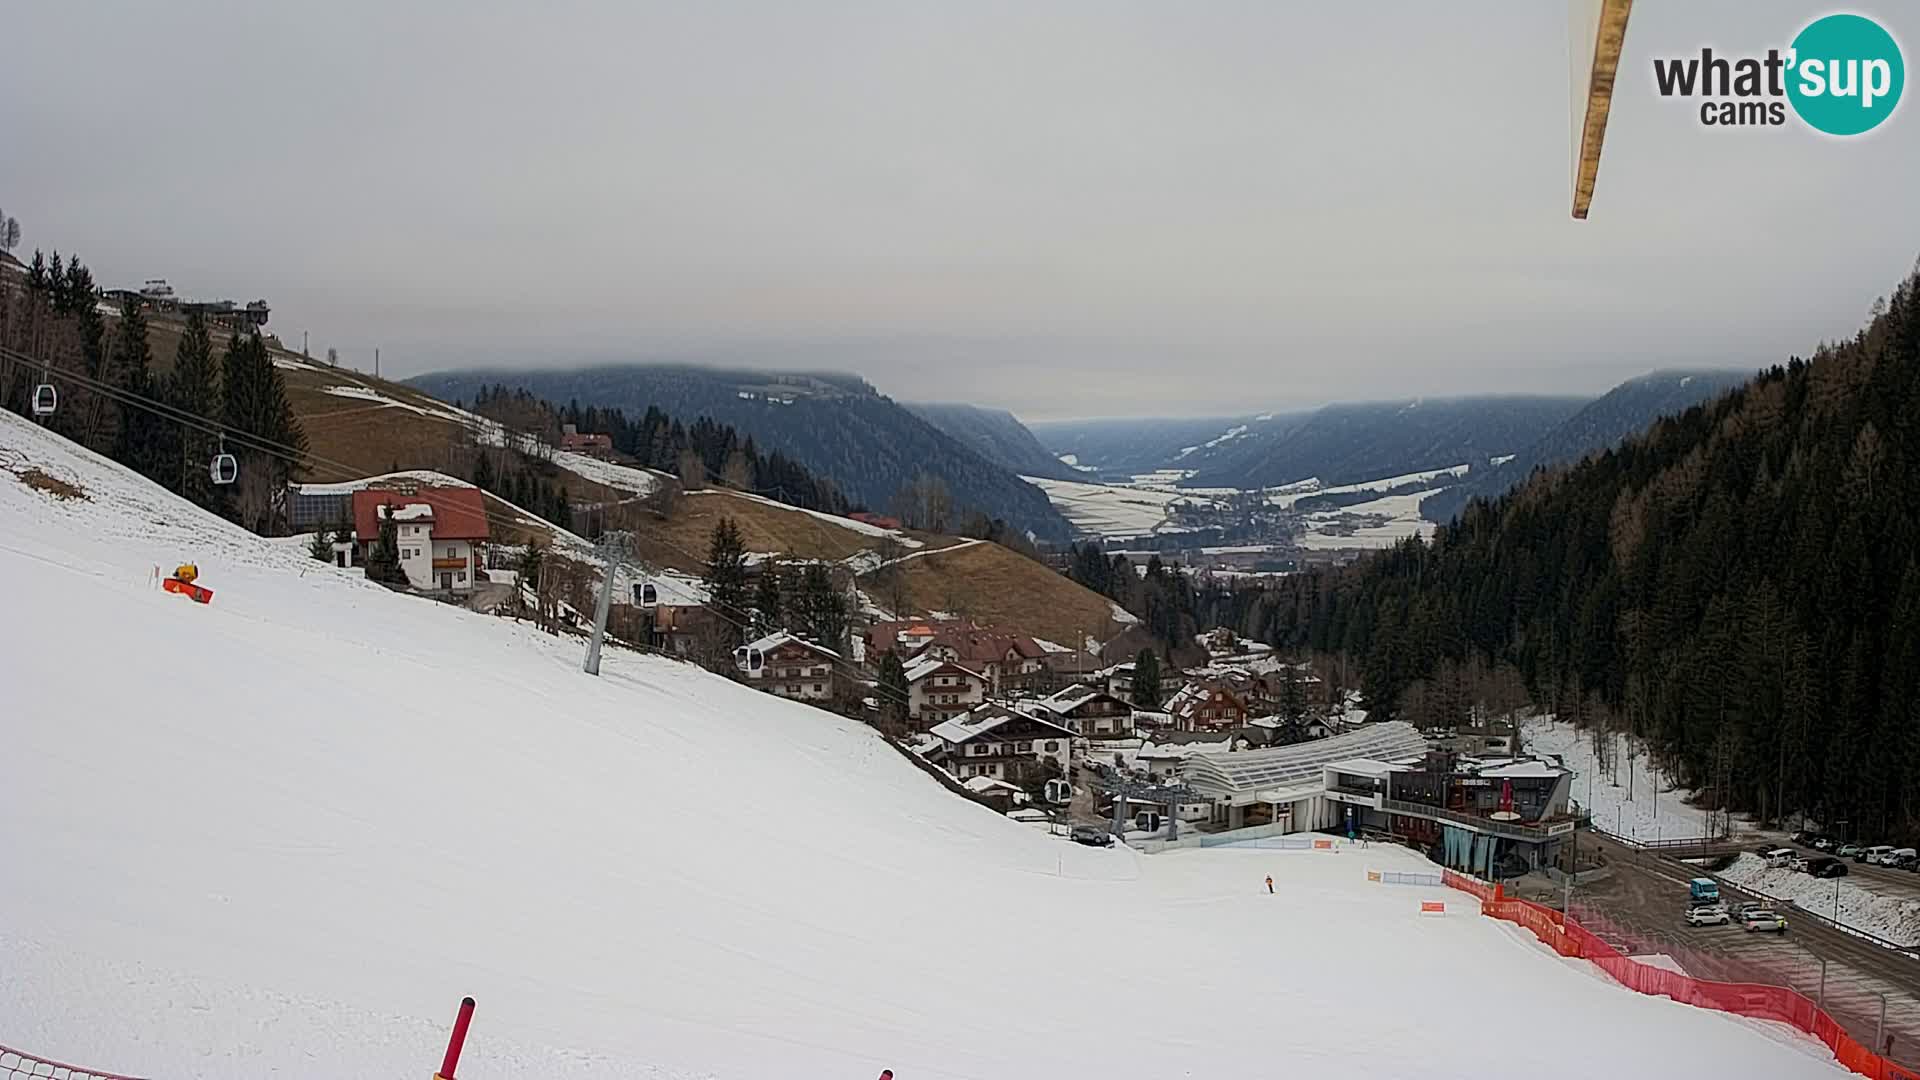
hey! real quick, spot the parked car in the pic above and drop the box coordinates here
[1801,856,1848,879]
[1069,825,1114,847]
[1791,830,1819,845]
[1838,843,1864,859]
[1731,901,1765,918]
[1888,848,1918,870]
[1686,905,1731,927]
[1862,845,1896,865]
[1812,836,1836,851]
[1763,848,1798,869]
[1741,910,1789,933]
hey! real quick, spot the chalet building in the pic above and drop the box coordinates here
[904,656,989,729]
[559,424,614,458]
[927,704,1075,782]
[1103,661,1137,701]
[646,604,725,658]
[737,632,841,702]
[866,619,1051,693]
[350,486,490,592]
[1033,685,1135,738]
[1164,679,1251,733]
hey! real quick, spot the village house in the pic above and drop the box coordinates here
[866,619,1051,694]
[926,703,1075,782]
[904,656,989,729]
[350,486,490,592]
[736,631,841,702]
[1103,661,1137,701]
[1164,678,1252,733]
[645,604,726,658]
[1033,685,1136,738]
[558,423,614,458]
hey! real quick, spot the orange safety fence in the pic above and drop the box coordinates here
[1440,874,1919,1080]
[1,1043,149,1080]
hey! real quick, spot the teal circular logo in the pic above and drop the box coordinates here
[1787,14,1904,135]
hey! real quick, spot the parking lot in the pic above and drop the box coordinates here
[1573,833,1920,1064]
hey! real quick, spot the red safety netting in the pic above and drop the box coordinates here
[1441,875,1919,1080]
[0,1044,149,1080]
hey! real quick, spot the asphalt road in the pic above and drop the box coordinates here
[1576,832,1920,1063]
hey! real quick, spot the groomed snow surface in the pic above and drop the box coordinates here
[0,411,1846,1079]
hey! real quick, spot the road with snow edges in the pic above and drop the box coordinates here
[1575,832,1920,1064]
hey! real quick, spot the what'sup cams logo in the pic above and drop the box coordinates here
[1653,13,1904,134]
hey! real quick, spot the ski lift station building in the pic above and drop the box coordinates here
[1180,721,1430,833]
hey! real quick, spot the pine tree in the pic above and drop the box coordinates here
[309,528,334,562]
[877,651,910,733]
[799,563,848,653]
[473,450,495,493]
[217,332,307,532]
[753,560,784,636]
[1131,649,1162,709]
[108,295,168,483]
[1280,660,1307,722]
[704,516,749,632]
[167,312,221,509]
[363,512,408,586]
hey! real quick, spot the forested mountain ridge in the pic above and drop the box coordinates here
[1419,369,1751,524]
[1182,395,1586,490]
[409,365,1071,541]
[1219,267,1920,841]
[904,401,1080,481]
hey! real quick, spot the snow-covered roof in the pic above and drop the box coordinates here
[1183,722,1428,799]
[903,655,982,684]
[742,631,841,660]
[1478,760,1565,780]
[929,705,1073,746]
[962,775,1024,796]
[1325,758,1397,779]
[387,504,433,521]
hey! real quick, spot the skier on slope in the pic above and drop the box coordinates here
[1265,875,1274,894]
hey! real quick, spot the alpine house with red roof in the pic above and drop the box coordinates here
[351,486,490,592]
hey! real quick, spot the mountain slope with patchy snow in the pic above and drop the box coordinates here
[0,411,1845,1079]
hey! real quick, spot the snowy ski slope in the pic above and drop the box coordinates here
[0,411,1845,1079]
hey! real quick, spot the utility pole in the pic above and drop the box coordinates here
[374,347,381,379]
[583,531,633,676]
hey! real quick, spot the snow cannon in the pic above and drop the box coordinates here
[161,563,214,604]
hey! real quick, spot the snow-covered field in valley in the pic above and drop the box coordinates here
[0,412,1847,1079]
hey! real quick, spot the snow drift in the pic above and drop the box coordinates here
[0,411,1846,1079]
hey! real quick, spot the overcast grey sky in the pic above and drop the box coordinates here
[4,2,1915,419]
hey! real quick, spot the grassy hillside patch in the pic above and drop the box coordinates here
[891,540,1124,648]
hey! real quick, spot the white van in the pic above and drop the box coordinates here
[1764,848,1797,869]
[1863,845,1896,865]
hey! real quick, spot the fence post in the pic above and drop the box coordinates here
[1817,958,1827,1012]
[1875,993,1886,1058]
[436,996,476,1080]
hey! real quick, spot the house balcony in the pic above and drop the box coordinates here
[432,557,469,570]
